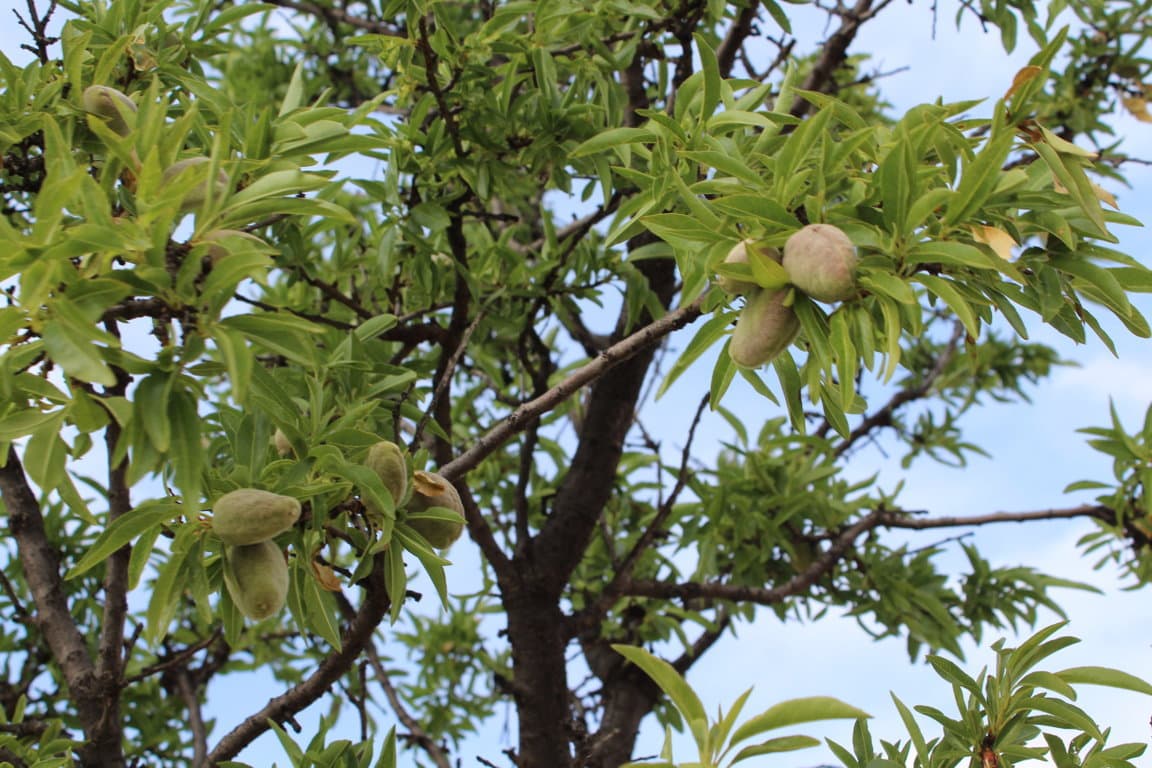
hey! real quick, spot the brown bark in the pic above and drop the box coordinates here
[502,252,677,767]
[0,447,124,766]
[502,578,574,766]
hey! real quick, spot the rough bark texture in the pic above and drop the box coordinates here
[505,252,677,766]
[0,447,124,767]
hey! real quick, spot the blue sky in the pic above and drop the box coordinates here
[3,1,1152,765]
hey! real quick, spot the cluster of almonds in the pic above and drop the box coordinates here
[361,441,468,550]
[211,489,300,621]
[209,440,466,621]
[81,84,255,258]
[719,224,859,368]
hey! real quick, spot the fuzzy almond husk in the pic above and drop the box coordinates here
[407,471,466,549]
[366,441,408,503]
[212,488,301,546]
[729,288,800,368]
[782,224,859,303]
[223,540,289,621]
[161,157,229,212]
[716,239,781,296]
[81,85,136,137]
[199,229,270,265]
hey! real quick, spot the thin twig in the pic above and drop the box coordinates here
[413,309,485,450]
[123,631,223,685]
[820,320,964,453]
[619,504,1116,605]
[367,648,452,768]
[175,671,208,768]
[263,0,402,35]
[569,394,710,635]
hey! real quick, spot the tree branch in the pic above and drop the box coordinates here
[790,0,893,117]
[175,671,208,768]
[439,296,705,482]
[880,504,1113,530]
[366,644,452,768]
[671,608,731,675]
[716,1,761,77]
[619,504,1116,606]
[263,0,402,35]
[620,508,889,606]
[205,560,390,763]
[0,447,100,732]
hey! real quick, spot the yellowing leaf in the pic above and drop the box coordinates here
[1091,182,1119,208]
[970,225,1018,260]
[310,558,342,592]
[1006,65,1043,99]
[1122,95,1152,123]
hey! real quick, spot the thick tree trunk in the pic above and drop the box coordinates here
[504,579,574,766]
[508,254,677,766]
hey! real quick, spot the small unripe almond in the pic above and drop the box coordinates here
[223,540,289,621]
[272,428,292,457]
[782,224,858,303]
[365,441,407,506]
[82,85,136,136]
[162,157,230,212]
[407,471,465,549]
[729,288,800,368]
[197,229,269,265]
[212,488,301,546]
[717,240,780,296]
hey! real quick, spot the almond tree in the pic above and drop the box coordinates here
[1,0,1152,766]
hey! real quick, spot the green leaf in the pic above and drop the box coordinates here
[729,697,870,746]
[1025,696,1103,740]
[167,387,203,507]
[1056,666,1152,696]
[214,328,254,404]
[301,566,342,649]
[641,213,719,244]
[731,735,821,763]
[613,645,708,741]
[926,655,983,697]
[0,409,63,441]
[913,275,980,338]
[891,694,930,763]
[268,719,306,764]
[134,373,173,453]
[67,498,183,579]
[944,111,1014,225]
[571,127,658,158]
[42,301,118,386]
[383,543,406,623]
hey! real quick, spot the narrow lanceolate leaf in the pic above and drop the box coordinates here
[612,645,708,735]
[1056,666,1152,696]
[944,110,1014,226]
[729,697,871,746]
[731,735,821,764]
[570,127,658,158]
[913,275,980,338]
[67,498,184,579]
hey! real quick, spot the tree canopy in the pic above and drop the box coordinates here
[1,0,1152,766]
